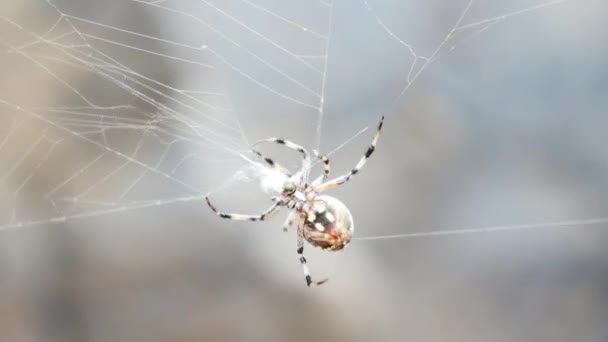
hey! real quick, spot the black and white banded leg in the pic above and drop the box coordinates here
[282,211,296,232]
[314,116,384,193]
[205,196,281,221]
[297,219,328,287]
[253,138,311,180]
[311,149,331,187]
[251,149,292,176]
[253,137,310,159]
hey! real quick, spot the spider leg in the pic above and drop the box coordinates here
[251,149,292,177]
[253,138,310,161]
[311,149,331,187]
[253,138,311,181]
[314,116,384,193]
[282,211,296,232]
[297,219,328,287]
[205,196,282,221]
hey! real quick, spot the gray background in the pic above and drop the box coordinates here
[1,0,608,341]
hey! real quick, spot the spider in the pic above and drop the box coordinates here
[205,116,384,287]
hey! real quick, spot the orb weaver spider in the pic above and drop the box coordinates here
[206,116,384,286]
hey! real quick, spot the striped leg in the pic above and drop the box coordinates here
[251,149,292,176]
[205,196,281,221]
[253,138,311,180]
[311,149,331,187]
[282,211,297,232]
[314,116,384,193]
[297,219,328,287]
[253,138,310,161]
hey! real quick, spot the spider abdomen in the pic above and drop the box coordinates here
[303,195,354,251]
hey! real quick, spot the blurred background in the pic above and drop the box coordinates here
[1,0,608,341]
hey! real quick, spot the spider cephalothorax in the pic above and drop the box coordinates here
[206,116,384,287]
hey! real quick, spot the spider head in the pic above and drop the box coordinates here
[282,181,296,196]
[302,195,354,251]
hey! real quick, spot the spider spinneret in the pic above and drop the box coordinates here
[205,116,384,287]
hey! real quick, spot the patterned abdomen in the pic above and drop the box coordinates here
[303,195,354,251]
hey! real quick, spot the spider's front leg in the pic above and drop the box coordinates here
[251,149,292,177]
[314,116,384,193]
[205,196,282,221]
[310,150,331,187]
[297,219,328,287]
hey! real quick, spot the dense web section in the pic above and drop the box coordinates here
[1,0,600,238]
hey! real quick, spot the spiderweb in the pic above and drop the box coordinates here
[0,0,602,240]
